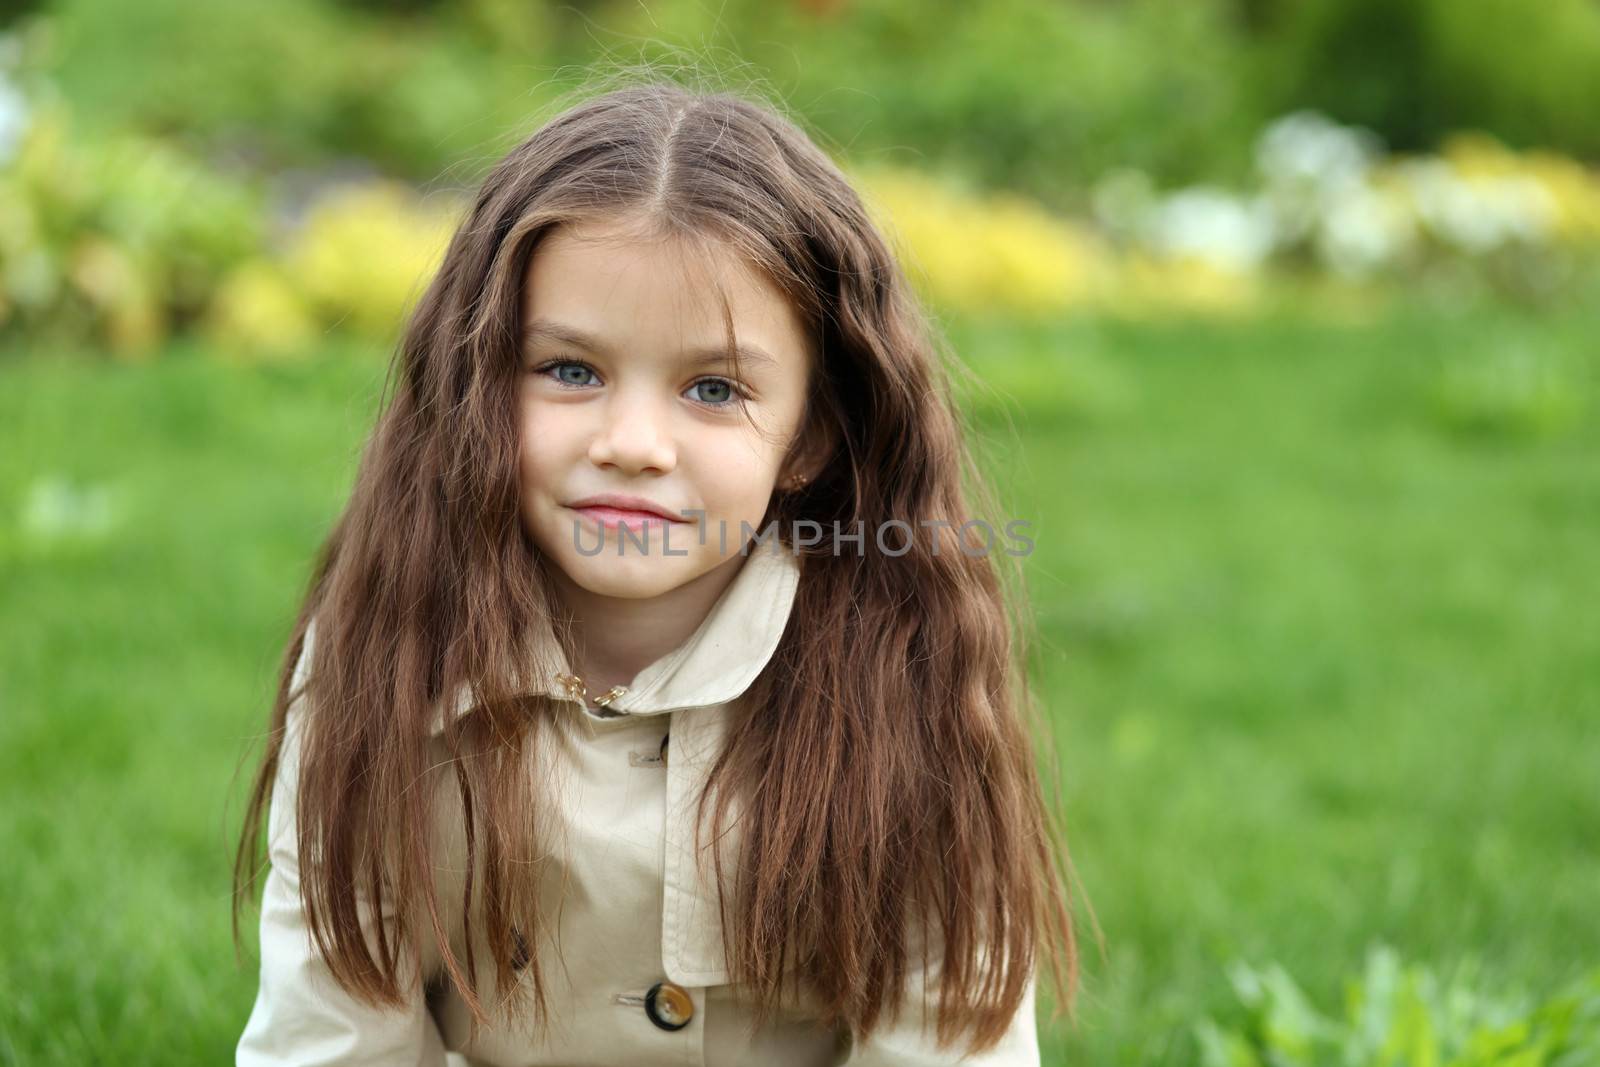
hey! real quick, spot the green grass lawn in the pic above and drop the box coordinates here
[0,305,1594,1064]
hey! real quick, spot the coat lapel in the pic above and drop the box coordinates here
[599,536,803,716]
[661,698,742,985]
[655,540,801,985]
[431,537,802,730]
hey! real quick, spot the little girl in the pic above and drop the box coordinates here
[234,76,1080,1066]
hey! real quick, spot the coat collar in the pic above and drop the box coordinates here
[433,538,802,734]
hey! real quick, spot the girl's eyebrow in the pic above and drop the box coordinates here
[522,318,778,373]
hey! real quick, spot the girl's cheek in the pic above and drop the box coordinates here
[521,401,588,446]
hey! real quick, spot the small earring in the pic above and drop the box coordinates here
[785,473,809,490]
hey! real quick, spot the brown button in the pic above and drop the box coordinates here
[645,980,693,1030]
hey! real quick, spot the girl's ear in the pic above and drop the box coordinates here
[781,409,839,490]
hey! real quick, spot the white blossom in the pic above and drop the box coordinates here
[1143,186,1277,272]
[1397,159,1557,253]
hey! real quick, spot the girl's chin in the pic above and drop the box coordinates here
[554,560,704,601]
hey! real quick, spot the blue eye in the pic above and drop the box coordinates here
[687,378,738,406]
[543,361,597,387]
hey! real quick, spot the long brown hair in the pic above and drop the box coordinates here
[232,70,1087,1055]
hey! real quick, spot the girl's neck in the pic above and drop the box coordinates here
[547,552,749,704]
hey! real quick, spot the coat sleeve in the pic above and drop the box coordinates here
[237,624,451,1067]
[837,955,1042,1066]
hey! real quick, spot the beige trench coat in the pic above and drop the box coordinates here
[238,539,1041,1066]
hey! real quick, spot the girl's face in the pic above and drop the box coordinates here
[517,216,814,601]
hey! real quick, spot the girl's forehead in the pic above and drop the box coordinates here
[528,218,760,299]
[522,219,811,367]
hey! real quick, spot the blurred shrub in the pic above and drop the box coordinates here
[281,180,462,344]
[611,0,1263,209]
[855,164,1267,320]
[203,260,318,361]
[1094,112,1600,308]
[38,0,549,183]
[1442,135,1600,246]
[0,97,265,357]
[1256,0,1600,160]
[1194,945,1600,1066]
[0,43,463,360]
[853,164,1109,317]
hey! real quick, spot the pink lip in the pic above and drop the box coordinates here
[570,505,680,531]
[565,494,689,526]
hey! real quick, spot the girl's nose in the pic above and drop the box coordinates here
[587,388,676,475]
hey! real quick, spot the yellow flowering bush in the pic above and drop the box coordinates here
[282,180,464,343]
[852,164,1272,319]
[203,259,318,360]
[850,165,1110,317]
[0,100,264,358]
[1439,133,1600,244]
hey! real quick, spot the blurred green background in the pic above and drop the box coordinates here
[1,1,1597,1064]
